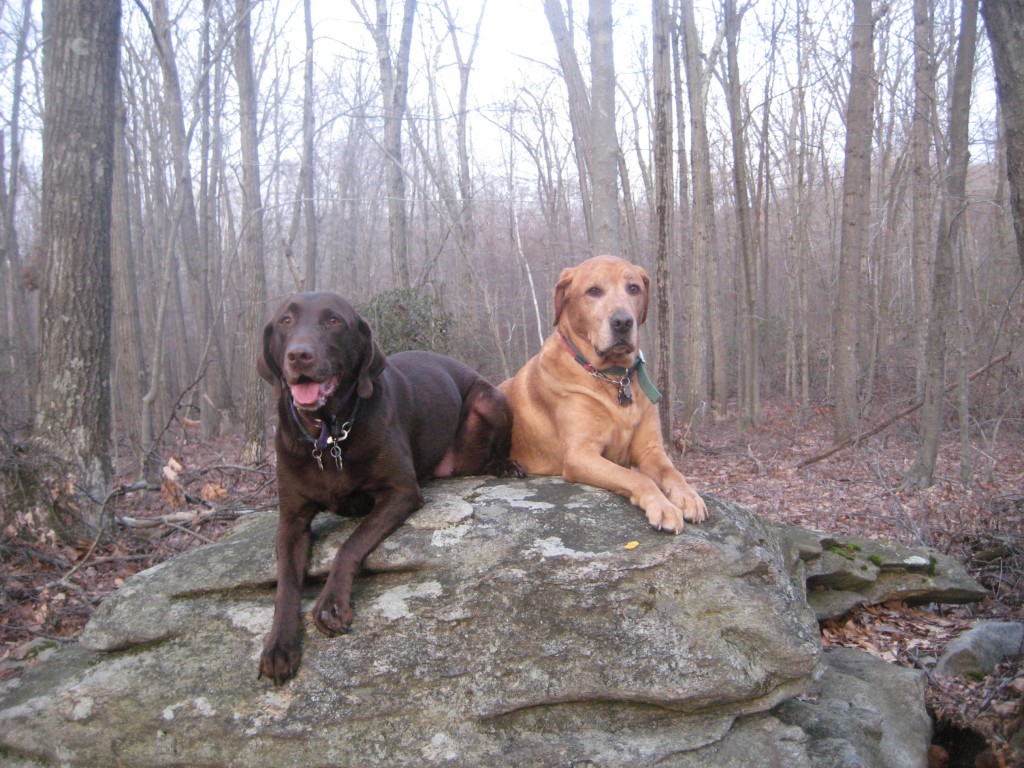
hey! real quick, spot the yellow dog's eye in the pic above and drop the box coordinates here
[586,286,603,297]
[626,283,642,295]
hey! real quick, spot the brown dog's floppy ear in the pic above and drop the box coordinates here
[553,266,575,326]
[257,321,281,383]
[356,317,387,399]
[636,265,651,325]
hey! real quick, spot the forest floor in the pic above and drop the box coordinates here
[2,399,1022,765]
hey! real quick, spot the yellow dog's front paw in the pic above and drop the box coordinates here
[665,481,708,524]
[644,497,685,535]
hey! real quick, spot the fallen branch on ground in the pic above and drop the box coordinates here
[116,505,268,530]
[797,352,1011,469]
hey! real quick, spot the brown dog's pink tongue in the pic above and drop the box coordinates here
[290,382,321,406]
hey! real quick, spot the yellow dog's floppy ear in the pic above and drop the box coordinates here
[635,264,651,326]
[356,317,387,399]
[553,266,575,326]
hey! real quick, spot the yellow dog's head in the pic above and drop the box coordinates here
[553,255,650,365]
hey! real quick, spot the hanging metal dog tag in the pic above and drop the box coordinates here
[330,443,344,471]
[312,447,325,471]
[618,378,633,406]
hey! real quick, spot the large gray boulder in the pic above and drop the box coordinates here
[0,478,931,767]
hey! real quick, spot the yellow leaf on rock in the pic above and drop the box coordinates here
[625,541,640,550]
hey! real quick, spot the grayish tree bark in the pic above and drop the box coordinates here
[906,0,978,489]
[589,0,621,254]
[982,0,1024,272]
[35,0,120,533]
[234,0,268,465]
[832,0,876,442]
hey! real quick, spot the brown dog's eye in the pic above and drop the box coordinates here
[278,314,293,326]
[323,316,342,328]
[586,286,603,298]
[627,283,642,295]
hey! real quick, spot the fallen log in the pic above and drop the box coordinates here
[797,351,1010,469]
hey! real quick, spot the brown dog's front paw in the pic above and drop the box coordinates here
[644,498,685,535]
[489,458,526,479]
[313,596,353,637]
[259,638,301,686]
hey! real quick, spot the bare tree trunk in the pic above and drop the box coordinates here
[652,0,674,444]
[724,0,759,430]
[832,0,877,442]
[301,0,318,289]
[543,0,594,245]
[284,0,319,291]
[912,0,936,400]
[234,0,268,465]
[35,0,120,534]
[906,0,978,489]
[982,0,1024,272]
[0,0,36,427]
[110,89,149,467]
[589,0,621,253]
[354,0,417,288]
[145,0,233,438]
[679,0,723,431]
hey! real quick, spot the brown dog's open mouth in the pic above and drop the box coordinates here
[289,375,340,409]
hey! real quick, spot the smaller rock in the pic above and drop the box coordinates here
[934,621,1024,678]
[775,647,932,768]
[767,524,989,621]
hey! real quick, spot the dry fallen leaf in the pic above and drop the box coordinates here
[200,483,228,502]
[625,541,640,550]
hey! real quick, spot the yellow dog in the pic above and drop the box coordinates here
[500,255,707,533]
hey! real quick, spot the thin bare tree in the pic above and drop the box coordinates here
[353,0,417,288]
[679,0,726,430]
[543,0,594,245]
[723,0,759,430]
[652,0,674,443]
[589,0,621,253]
[905,0,979,489]
[234,0,268,465]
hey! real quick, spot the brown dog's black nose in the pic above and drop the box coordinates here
[286,342,315,368]
[610,312,634,336]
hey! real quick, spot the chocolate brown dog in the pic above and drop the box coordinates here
[258,291,519,684]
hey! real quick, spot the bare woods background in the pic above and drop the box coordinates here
[1,0,1023,533]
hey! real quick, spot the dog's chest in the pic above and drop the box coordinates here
[599,401,647,463]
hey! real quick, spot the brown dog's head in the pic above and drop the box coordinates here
[553,255,650,364]
[259,292,386,412]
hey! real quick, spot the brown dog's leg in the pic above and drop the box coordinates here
[434,382,524,478]
[313,485,424,636]
[259,506,317,685]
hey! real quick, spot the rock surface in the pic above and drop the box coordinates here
[934,620,1024,677]
[0,478,956,767]
[767,522,988,621]
[776,647,931,768]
